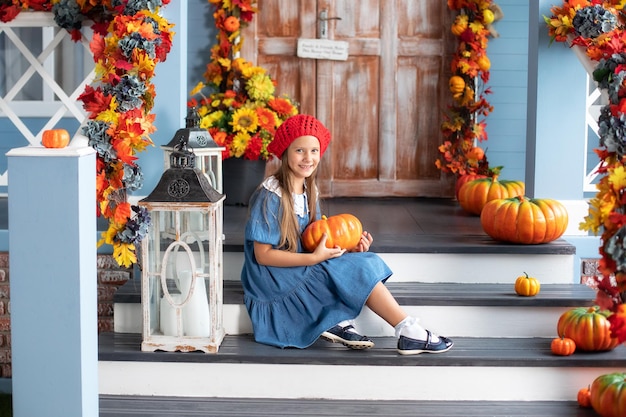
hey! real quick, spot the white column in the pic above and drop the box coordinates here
[7,145,98,417]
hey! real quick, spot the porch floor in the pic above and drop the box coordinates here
[222,197,576,255]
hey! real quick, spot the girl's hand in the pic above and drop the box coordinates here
[351,231,373,252]
[314,233,346,260]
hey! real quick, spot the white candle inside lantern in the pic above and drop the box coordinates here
[160,294,182,336]
[178,270,211,337]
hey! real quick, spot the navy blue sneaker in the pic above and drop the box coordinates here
[397,330,453,355]
[321,324,374,350]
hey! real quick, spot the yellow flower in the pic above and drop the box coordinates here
[205,110,224,127]
[232,57,252,72]
[231,131,251,158]
[217,57,232,71]
[197,106,209,117]
[246,73,275,101]
[242,65,267,79]
[231,108,259,133]
[190,82,205,96]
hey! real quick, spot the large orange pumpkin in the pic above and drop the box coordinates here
[591,373,626,417]
[557,306,619,352]
[302,214,363,252]
[457,176,525,215]
[455,173,488,200]
[480,196,569,244]
[41,129,70,148]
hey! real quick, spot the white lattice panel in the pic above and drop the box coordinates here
[0,11,95,188]
[569,41,606,193]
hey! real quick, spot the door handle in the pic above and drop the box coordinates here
[318,9,342,39]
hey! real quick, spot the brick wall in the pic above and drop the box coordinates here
[0,253,132,378]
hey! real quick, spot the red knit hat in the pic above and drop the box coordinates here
[268,114,331,158]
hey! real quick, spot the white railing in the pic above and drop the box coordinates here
[568,42,606,193]
[0,12,94,187]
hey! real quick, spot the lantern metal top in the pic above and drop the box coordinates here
[163,107,220,150]
[141,141,224,204]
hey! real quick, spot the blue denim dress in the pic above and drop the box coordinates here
[240,178,393,348]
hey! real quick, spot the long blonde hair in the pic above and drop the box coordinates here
[271,153,319,252]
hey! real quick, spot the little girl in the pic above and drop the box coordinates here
[240,114,453,355]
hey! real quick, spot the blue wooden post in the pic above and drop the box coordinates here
[527,1,588,199]
[7,145,98,417]
[138,1,188,194]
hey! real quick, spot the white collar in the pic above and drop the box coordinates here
[262,176,308,217]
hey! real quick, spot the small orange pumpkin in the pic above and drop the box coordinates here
[578,386,592,408]
[467,146,485,161]
[550,336,576,356]
[302,214,363,252]
[515,272,540,296]
[223,16,240,32]
[42,129,70,148]
[449,75,466,94]
[476,55,491,72]
[451,17,467,36]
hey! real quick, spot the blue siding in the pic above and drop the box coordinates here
[483,0,529,183]
[187,0,217,94]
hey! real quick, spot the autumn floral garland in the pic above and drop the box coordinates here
[1,0,174,268]
[188,0,298,161]
[546,0,626,342]
[436,0,497,177]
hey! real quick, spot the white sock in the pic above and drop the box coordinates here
[395,316,439,342]
[337,319,358,333]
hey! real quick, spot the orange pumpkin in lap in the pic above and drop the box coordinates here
[302,214,363,252]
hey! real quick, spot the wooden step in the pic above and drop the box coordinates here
[115,280,596,307]
[98,332,626,401]
[99,396,598,417]
[113,280,597,337]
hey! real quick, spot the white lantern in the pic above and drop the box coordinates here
[139,143,225,353]
[161,107,225,192]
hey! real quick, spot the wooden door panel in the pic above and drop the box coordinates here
[246,0,454,197]
[397,56,444,180]
[327,58,380,181]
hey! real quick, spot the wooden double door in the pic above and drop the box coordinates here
[243,0,454,197]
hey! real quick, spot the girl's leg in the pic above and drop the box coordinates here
[365,282,407,327]
[365,282,453,354]
[366,281,443,342]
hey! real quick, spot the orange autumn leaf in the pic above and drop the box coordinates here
[96,170,109,195]
[114,202,132,225]
[90,33,106,62]
[113,140,139,165]
[78,85,112,118]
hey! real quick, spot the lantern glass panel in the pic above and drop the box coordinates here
[145,208,221,339]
